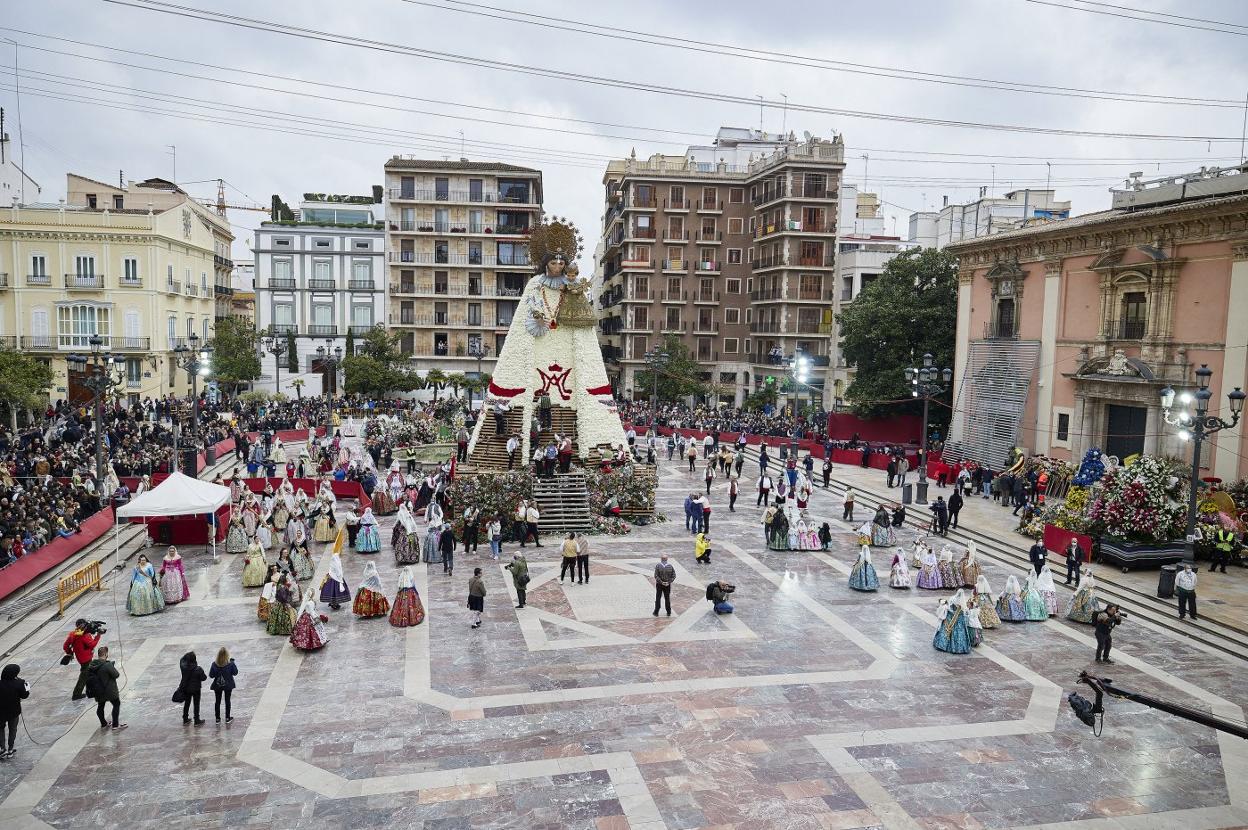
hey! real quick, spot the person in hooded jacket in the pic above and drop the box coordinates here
[0,664,30,757]
[178,651,207,725]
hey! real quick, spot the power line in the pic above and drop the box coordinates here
[1023,0,1248,35]
[403,0,1247,107]
[100,0,1248,144]
[1058,0,1248,29]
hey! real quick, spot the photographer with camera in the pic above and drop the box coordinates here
[63,619,104,701]
[1094,603,1125,664]
[0,663,30,758]
[706,580,736,615]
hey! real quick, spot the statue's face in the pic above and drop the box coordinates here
[546,256,566,276]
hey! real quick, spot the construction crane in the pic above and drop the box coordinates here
[197,178,271,219]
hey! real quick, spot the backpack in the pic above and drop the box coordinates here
[84,664,103,699]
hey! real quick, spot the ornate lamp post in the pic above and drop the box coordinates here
[315,342,344,435]
[644,347,669,410]
[788,351,812,456]
[173,332,213,430]
[904,352,952,505]
[263,330,287,395]
[1160,365,1245,548]
[468,342,491,409]
[65,334,124,485]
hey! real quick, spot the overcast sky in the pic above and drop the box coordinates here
[3,0,1247,261]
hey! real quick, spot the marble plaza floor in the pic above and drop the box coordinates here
[3,459,1248,830]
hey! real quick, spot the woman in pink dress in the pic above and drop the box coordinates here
[158,546,191,604]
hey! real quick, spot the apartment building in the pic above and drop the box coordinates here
[597,128,845,407]
[229,259,255,323]
[908,188,1071,251]
[383,158,543,375]
[253,194,385,389]
[0,173,226,403]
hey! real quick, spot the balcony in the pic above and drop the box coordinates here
[624,290,655,302]
[214,254,233,269]
[387,252,512,267]
[1109,318,1147,339]
[801,185,832,199]
[626,227,657,240]
[348,279,376,290]
[213,282,233,295]
[693,321,719,334]
[749,287,784,301]
[268,324,298,336]
[626,195,656,210]
[349,324,375,335]
[186,284,200,297]
[121,276,144,289]
[126,379,143,390]
[661,322,685,334]
[167,280,183,293]
[694,292,721,304]
[695,261,721,274]
[307,324,337,336]
[749,320,786,334]
[27,273,51,286]
[697,200,724,214]
[621,259,654,271]
[662,259,687,273]
[752,256,782,271]
[0,274,7,289]
[393,282,417,295]
[495,224,530,235]
[114,337,151,351]
[65,273,104,290]
[983,321,1019,340]
[387,188,539,205]
[308,278,336,290]
[662,229,689,243]
[167,336,189,349]
[663,199,690,211]
[19,336,55,350]
[696,230,723,244]
[752,184,787,206]
[661,290,686,303]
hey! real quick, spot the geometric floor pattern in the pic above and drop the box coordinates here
[2,460,1248,829]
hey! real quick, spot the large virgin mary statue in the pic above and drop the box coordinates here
[468,216,625,465]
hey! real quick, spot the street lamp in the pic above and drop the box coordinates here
[316,342,344,437]
[904,352,953,505]
[263,330,287,395]
[1160,365,1245,551]
[467,341,491,409]
[65,334,124,486]
[788,351,813,456]
[644,348,669,410]
[173,332,213,430]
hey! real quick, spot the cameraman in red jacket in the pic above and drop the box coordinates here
[63,619,101,701]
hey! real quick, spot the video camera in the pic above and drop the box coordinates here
[79,619,107,636]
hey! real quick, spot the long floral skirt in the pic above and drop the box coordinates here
[159,569,189,604]
[916,564,943,590]
[225,525,249,554]
[848,561,879,592]
[975,592,1001,628]
[313,515,336,543]
[289,548,315,581]
[996,595,1027,622]
[289,611,328,650]
[355,525,381,553]
[933,612,972,654]
[394,528,420,564]
[889,565,911,589]
[257,596,271,622]
[1065,587,1099,624]
[389,587,426,627]
[352,587,390,618]
[241,555,269,588]
[1022,588,1049,621]
[936,561,957,589]
[265,602,293,635]
[372,490,397,516]
[320,576,351,607]
[126,580,166,616]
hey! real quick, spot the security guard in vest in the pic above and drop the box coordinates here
[1211,528,1235,574]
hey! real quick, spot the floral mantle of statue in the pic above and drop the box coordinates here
[467,216,626,466]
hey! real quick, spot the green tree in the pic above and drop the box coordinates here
[445,372,468,399]
[345,328,356,357]
[424,368,448,400]
[357,326,402,363]
[284,329,298,374]
[210,316,261,395]
[290,378,304,400]
[0,349,54,429]
[342,326,415,397]
[836,247,958,420]
[633,336,708,402]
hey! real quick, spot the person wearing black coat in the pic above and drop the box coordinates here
[929,496,949,536]
[208,648,238,724]
[439,524,456,577]
[947,490,964,530]
[0,664,30,757]
[1028,540,1047,575]
[179,651,207,725]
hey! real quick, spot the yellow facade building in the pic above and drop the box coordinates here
[0,175,229,404]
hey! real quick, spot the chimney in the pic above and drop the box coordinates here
[942,195,948,208]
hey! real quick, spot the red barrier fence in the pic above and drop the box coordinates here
[0,508,117,601]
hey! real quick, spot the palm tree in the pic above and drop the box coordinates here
[445,372,468,399]
[290,378,304,400]
[424,368,448,401]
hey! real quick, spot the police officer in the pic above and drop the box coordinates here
[1211,528,1235,574]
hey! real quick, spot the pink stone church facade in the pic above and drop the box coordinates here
[944,182,1248,483]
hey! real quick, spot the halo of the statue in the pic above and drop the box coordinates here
[528,215,583,271]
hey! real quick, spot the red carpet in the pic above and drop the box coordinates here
[0,507,116,602]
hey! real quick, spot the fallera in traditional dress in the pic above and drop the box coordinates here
[372,486,397,516]
[355,523,381,553]
[1065,579,1100,624]
[242,547,269,588]
[1021,586,1049,621]
[1036,565,1059,616]
[352,584,390,618]
[974,578,1002,628]
[959,554,981,588]
[258,582,276,621]
[272,504,290,532]
[889,552,912,589]
[848,549,880,592]
[158,557,190,604]
[257,524,274,550]
[266,587,295,635]
[936,555,958,590]
[127,563,166,616]
[933,603,973,654]
[225,522,249,554]
[870,522,894,547]
[320,558,351,607]
[313,510,336,543]
[393,523,419,564]
[389,569,426,627]
[966,606,984,647]
[242,508,258,538]
[996,578,1028,622]
[916,554,943,590]
[290,602,329,650]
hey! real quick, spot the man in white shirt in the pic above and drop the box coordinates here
[1175,563,1198,621]
[702,434,713,459]
[524,504,542,548]
[757,474,772,507]
[506,435,519,470]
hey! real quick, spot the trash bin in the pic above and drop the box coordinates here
[205,446,217,465]
[915,480,929,505]
[901,483,913,505]
[1157,564,1178,599]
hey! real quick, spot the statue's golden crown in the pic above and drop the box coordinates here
[528,214,583,267]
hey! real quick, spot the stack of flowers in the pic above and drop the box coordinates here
[1071,448,1108,487]
[586,463,657,526]
[446,469,534,537]
[1087,456,1186,543]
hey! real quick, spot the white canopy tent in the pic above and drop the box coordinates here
[116,472,232,563]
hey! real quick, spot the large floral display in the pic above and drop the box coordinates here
[467,216,627,465]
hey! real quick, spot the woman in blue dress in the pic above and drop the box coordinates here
[1022,571,1050,621]
[995,575,1027,622]
[932,596,972,654]
[354,507,381,554]
[848,545,879,592]
[126,554,166,616]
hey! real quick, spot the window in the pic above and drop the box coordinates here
[312,259,331,281]
[744,338,752,354]
[30,254,47,279]
[725,308,740,324]
[468,272,483,295]
[202,318,210,341]
[434,240,449,264]
[352,304,373,329]
[745,308,753,323]
[1056,412,1071,443]
[399,176,415,198]
[799,274,823,300]
[123,309,140,342]
[200,271,208,292]
[354,240,371,250]
[273,258,293,281]
[632,307,649,328]
[57,304,110,348]
[726,278,741,294]
[468,241,482,265]
[467,303,482,326]
[167,316,177,346]
[434,271,449,294]
[167,264,174,286]
[727,248,742,264]
[122,258,140,283]
[747,247,755,263]
[729,188,744,203]
[74,255,96,277]
[186,317,195,338]
[274,238,291,247]
[723,338,739,354]
[469,179,483,202]
[497,242,527,266]
[112,195,124,210]
[701,187,717,208]
[667,277,681,296]
[126,358,142,383]
[273,302,294,326]
[700,218,716,237]
[311,300,333,326]
[1120,292,1147,338]
[665,307,681,330]
[86,194,97,209]
[469,209,484,233]
[669,185,684,206]
[728,218,743,235]
[435,177,450,200]
[314,238,331,249]
[434,302,449,326]
[352,259,371,283]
